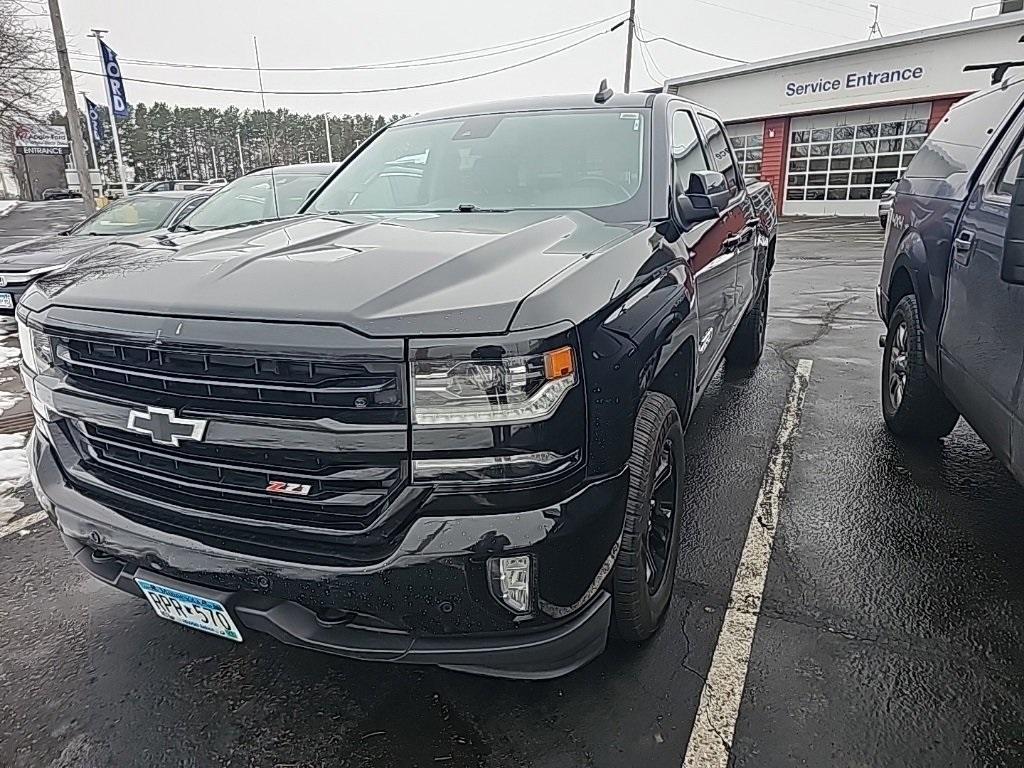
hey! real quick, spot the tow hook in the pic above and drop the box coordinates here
[878,333,886,348]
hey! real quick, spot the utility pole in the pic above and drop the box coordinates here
[210,146,218,178]
[236,130,245,175]
[868,4,883,39]
[324,114,333,162]
[48,0,95,212]
[89,30,129,197]
[624,0,637,93]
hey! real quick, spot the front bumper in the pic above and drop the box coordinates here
[0,280,34,313]
[31,431,627,679]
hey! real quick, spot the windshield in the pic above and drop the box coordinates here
[183,171,330,231]
[309,110,648,219]
[73,196,181,236]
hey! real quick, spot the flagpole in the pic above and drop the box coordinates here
[90,29,128,198]
[77,91,99,174]
[324,114,333,162]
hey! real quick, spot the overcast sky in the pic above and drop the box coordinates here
[48,0,994,118]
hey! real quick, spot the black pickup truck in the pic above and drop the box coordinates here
[19,88,777,679]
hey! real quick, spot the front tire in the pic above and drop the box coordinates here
[612,392,685,642]
[726,278,769,368]
[881,294,959,439]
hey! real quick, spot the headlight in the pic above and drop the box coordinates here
[412,345,576,426]
[17,320,53,373]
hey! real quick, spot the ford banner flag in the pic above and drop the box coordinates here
[85,96,105,142]
[100,41,130,119]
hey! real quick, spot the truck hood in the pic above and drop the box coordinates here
[35,212,635,336]
[0,234,115,271]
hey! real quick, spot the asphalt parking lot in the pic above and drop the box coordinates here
[0,205,1022,768]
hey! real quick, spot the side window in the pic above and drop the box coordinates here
[671,110,710,191]
[698,114,742,195]
[171,197,205,225]
[997,139,1024,198]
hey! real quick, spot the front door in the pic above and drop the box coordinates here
[941,119,1024,472]
[669,108,736,387]
[697,113,758,327]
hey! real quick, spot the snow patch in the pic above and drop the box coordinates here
[0,339,21,369]
[0,431,29,525]
[0,390,22,417]
[0,201,18,219]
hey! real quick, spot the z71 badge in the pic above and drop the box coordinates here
[265,481,312,496]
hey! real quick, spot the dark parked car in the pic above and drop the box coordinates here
[878,76,1024,485]
[19,90,777,678]
[0,191,208,312]
[40,188,81,201]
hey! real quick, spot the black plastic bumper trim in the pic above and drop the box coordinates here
[67,535,611,680]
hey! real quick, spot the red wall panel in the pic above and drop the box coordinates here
[760,117,790,214]
[929,97,961,132]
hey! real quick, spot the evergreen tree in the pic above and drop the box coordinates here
[52,103,405,183]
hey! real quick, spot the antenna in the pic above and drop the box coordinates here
[253,35,279,219]
[868,4,883,39]
[595,78,614,104]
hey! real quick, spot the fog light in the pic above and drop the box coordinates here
[489,555,532,614]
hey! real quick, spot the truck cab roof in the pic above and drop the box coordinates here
[403,92,660,124]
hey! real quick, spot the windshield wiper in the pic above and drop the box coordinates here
[455,204,508,213]
[173,223,197,232]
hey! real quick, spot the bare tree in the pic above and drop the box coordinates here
[0,2,57,168]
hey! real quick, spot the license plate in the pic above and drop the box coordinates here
[0,293,13,309]
[135,577,243,642]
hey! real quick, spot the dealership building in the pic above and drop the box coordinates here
[665,11,1024,216]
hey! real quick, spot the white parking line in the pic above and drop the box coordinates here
[682,358,813,768]
[0,510,47,539]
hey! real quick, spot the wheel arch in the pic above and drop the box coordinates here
[883,228,927,323]
[648,334,696,430]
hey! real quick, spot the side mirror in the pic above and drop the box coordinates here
[1003,175,1024,284]
[677,170,731,227]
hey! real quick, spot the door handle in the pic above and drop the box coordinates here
[723,227,755,250]
[953,230,975,266]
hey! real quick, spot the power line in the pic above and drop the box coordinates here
[634,33,662,86]
[778,0,874,21]
[64,26,618,96]
[66,12,627,73]
[634,23,748,64]
[636,29,671,81]
[641,39,672,85]
[692,0,857,41]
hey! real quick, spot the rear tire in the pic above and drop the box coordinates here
[726,278,769,368]
[612,392,685,642]
[881,294,959,439]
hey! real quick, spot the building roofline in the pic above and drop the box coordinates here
[719,90,974,127]
[664,11,1024,89]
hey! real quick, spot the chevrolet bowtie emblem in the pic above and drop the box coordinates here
[126,406,208,447]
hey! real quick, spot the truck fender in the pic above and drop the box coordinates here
[886,227,943,372]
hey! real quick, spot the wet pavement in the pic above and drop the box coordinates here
[0,212,1021,767]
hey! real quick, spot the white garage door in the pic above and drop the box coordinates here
[727,121,765,182]
[783,103,931,216]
